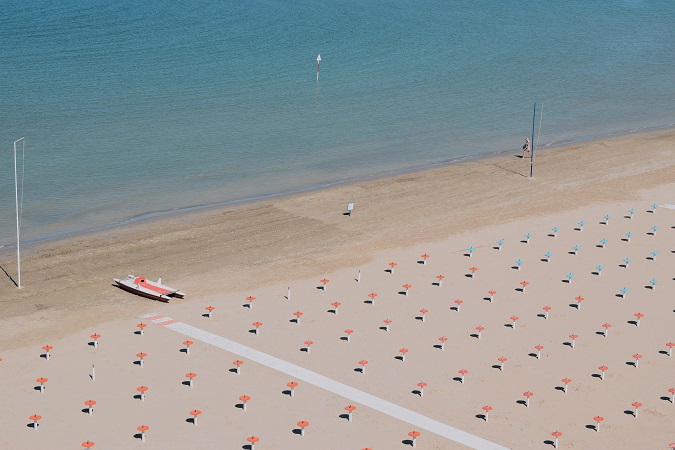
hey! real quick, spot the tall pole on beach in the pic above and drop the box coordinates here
[316,54,321,81]
[13,137,24,288]
[530,103,536,178]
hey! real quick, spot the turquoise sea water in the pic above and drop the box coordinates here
[0,0,673,246]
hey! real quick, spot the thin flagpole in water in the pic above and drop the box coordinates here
[530,104,536,178]
[536,102,544,150]
[13,137,25,288]
[316,54,321,81]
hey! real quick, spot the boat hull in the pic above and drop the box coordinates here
[114,276,185,302]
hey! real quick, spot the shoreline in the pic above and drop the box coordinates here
[0,125,673,351]
[5,123,674,251]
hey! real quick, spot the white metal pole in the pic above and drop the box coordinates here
[14,138,24,289]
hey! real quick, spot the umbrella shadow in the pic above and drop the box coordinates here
[133,394,143,400]
[554,386,565,392]
[516,400,527,406]
[228,368,238,373]
[415,316,424,321]
[316,286,325,291]
[416,260,426,265]
[568,303,579,309]
[627,320,638,326]
[491,364,502,370]
[395,355,404,361]
[469,333,480,339]
[242,303,251,308]
[450,306,459,311]
[402,439,415,447]
[339,336,349,341]
[201,313,210,317]
[536,313,547,319]
[327,309,337,314]
[432,282,441,286]
[452,377,463,383]
[87,342,97,347]
[561,279,571,283]
[133,360,142,366]
[563,341,573,348]
[234,403,245,410]
[289,318,299,323]
[385,268,393,273]
[186,418,195,424]
[411,389,422,397]
[475,414,487,421]
[354,367,364,373]
[179,348,189,353]
[134,330,143,335]
[659,396,671,402]
[645,285,655,290]
[591,373,602,379]
[585,424,597,431]
[39,353,49,359]
[243,445,254,450]
[515,287,524,292]
[624,409,635,416]
[338,413,350,421]
[659,350,669,355]
[504,323,514,328]
[591,271,600,275]
[300,347,309,353]
[483,297,492,302]
[543,439,556,448]
[181,380,192,386]
[133,433,144,440]
[379,326,388,331]
[464,273,473,278]
[291,428,303,435]
[528,352,538,359]
[433,344,443,350]
[595,331,606,336]
[626,361,636,367]
[282,389,292,396]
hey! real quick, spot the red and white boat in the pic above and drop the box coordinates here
[114,275,185,302]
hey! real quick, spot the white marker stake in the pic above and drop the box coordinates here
[316,54,321,81]
[357,270,361,283]
[91,364,96,381]
[287,287,291,301]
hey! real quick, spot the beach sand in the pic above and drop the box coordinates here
[0,128,673,449]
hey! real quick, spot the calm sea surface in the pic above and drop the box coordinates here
[0,0,673,246]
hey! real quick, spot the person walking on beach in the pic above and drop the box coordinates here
[522,137,531,157]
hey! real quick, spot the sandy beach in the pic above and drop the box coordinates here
[0,128,674,449]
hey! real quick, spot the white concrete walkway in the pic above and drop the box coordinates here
[142,313,509,450]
